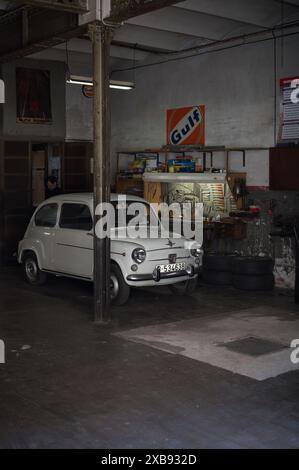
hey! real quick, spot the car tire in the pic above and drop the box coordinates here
[110,264,131,306]
[23,252,47,286]
[202,269,232,285]
[232,256,274,276]
[168,277,198,296]
[232,273,274,291]
[203,253,235,272]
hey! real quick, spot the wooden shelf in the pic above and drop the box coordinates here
[143,172,227,184]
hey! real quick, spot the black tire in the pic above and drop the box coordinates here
[232,256,274,276]
[168,277,198,295]
[23,252,47,286]
[110,264,130,306]
[232,273,274,291]
[203,254,235,272]
[202,269,232,285]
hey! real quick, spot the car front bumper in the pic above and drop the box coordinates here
[127,265,200,283]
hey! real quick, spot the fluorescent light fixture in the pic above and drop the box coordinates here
[109,80,134,90]
[66,75,93,86]
[66,75,134,90]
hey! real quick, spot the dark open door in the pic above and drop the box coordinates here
[63,141,93,193]
[0,140,32,263]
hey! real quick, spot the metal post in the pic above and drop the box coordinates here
[89,22,112,323]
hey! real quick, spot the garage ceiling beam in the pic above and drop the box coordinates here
[114,23,210,52]
[127,6,260,41]
[0,6,82,63]
[0,1,187,63]
[272,0,299,9]
[17,0,88,13]
[54,36,149,59]
[109,0,185,22]
[175,0,299,29]
[175,4,267,29]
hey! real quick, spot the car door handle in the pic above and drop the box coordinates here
[86,232,93,237]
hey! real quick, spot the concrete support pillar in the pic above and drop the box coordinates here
[89,22,112,323]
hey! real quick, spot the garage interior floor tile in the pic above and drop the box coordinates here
[0,266,299,448]
[115,307,299,380]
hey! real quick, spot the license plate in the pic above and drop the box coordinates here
[157,263,186,273]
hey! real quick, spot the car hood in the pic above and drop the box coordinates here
[111,228,200,255]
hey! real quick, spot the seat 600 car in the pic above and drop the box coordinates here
[18,193,203,305]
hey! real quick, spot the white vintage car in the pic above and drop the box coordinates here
[18,193,202,305]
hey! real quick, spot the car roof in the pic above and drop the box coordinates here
[44,192,146,204]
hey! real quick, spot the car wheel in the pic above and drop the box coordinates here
[168,277,198,296]
[23,252,47,286]
[110,264,130,306]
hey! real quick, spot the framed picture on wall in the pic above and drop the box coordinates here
[16,67,52,123]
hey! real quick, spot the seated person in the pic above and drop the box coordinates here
[45,175,61,199]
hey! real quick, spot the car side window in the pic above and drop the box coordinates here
[59,203,92,231]
[35,203,58,228]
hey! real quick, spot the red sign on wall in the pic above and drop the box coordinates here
[279,76,299,142]
[167,106,205,146]
[82,85,94,98]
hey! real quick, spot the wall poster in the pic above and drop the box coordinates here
[16,67,52,123]
[279,76,299,142]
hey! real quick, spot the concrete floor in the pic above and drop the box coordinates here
[0,266,298,449]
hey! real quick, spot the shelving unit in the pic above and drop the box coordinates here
[115,145,267,214]
[116,145,269,174]
[143,172,227,184]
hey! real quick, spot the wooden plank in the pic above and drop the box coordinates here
[144,181,163,203]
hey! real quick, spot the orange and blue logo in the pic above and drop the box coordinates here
[167,106,205,146]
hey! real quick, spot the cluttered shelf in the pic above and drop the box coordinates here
[116,147,247,205]
[115,146,263,240]
[116,145,268,174]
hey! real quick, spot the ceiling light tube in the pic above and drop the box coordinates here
[66,75,93,86]
[66,75,134,90]
[109,80,134,90]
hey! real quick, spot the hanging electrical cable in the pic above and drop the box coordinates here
[65,40,71,80]
[111,27,299,74]
[111,20,299,74]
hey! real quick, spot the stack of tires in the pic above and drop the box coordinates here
[232,256,274,291]
[202,254,235,285]
[202,254,274,291]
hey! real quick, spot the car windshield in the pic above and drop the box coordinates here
[111,200,160,229]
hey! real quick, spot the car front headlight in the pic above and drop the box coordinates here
[132,247,146,264]
[191,247,203,257]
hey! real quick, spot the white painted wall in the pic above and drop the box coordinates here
[63,34,298,185]
[66,84,93,141]
[111,35,299,186]
[65,51,93,141]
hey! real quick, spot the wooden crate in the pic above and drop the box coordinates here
[116,175,144,197]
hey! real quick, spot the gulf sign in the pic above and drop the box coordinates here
[167,106,205,146]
